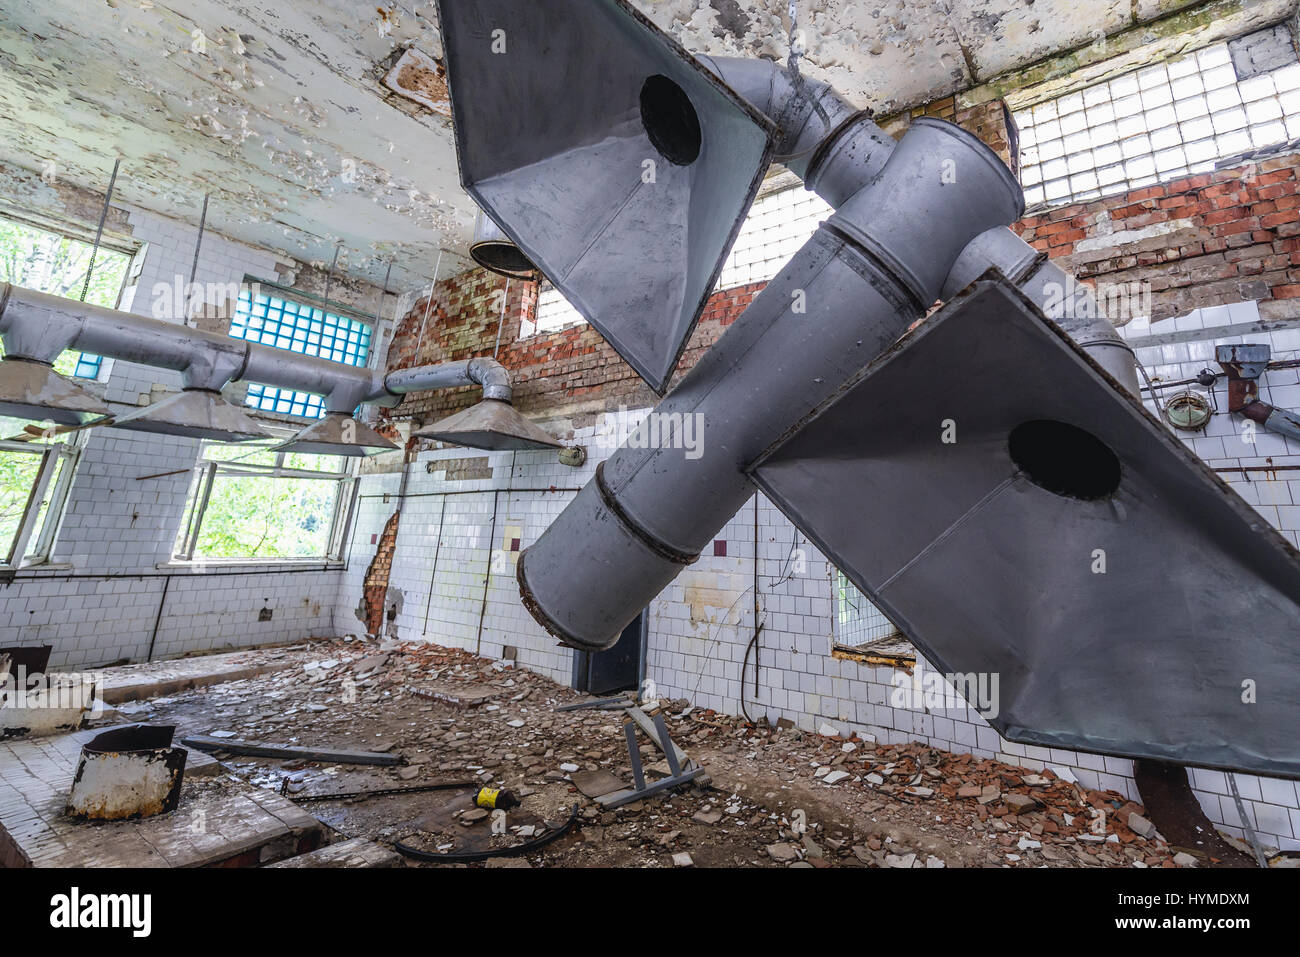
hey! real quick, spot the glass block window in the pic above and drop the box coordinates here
[715,186,831,289]
[231,288,372,417]
[523,185,832,338]
[71,353,104,380]
[1017,42,1300,208]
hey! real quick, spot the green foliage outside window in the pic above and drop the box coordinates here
[0,215,130,377]
[176,439,352,562]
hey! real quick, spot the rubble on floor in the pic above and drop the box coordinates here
[81,636,1219,869]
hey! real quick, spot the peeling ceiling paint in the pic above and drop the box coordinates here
[0,0,1282,292]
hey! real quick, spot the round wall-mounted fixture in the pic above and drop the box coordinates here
[1163,391,1214,432]
[469,209,538,280]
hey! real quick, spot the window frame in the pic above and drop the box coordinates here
[173,438,360,565]
[829,566,913,663]
[0,431,85,569]
[0,212,133,380]
[1015,42,1300,209]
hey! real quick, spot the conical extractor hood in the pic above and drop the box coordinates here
[281,412,399,457]
[0,358,110,425]
[414,399,560,451]
[109,389,269,442]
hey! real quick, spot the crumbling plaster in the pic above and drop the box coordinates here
[1,0,1295,295]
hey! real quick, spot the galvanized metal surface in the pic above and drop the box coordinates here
[0,284,556,453]
[275,411,398,457]
[944,227,1141,396]
[469,208,537,280]
[0,357,110,425]
[435,0,777,393]
[415,398,560,452]
[107,389,270,443]
[750,278,1300,780]
[67,724,187,820]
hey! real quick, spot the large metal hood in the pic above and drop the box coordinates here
[415,398,561,452]
[435,0,776,393]
[750,277,1300,779]
[108,389,270,443]
[279,412,399,458]
[0,358,109,425]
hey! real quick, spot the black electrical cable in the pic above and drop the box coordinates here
[394,804,581,863]
[739,626,762,725]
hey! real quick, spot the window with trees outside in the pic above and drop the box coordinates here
[174,437,357,563]
[0,215,131,379]
[0,416,85,568]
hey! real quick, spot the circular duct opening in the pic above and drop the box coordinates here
[640,75,701,166]
[469,239,536,280]
[1008,420,1121,501]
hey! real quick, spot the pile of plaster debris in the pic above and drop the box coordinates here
[119,637,1239,868]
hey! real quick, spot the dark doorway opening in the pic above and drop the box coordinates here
[572,611,645,696]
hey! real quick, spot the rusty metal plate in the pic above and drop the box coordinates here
[751,277,1300,779]
[436,0,775,392]
[68,725,187,820]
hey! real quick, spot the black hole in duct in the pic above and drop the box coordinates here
[470,240,535,279]
[1008,420,1121,501]
[640,75,701,166]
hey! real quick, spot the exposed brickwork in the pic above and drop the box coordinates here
[880,97,1016,171]
[361,510,401,636]
[1019,153,1300,322]
[386,263,765,427]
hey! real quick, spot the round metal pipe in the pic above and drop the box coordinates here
[697,55,895,207]
[0,284,517,415]
[469,208,538,280]
[942,227,1141,396]
[384,356,513,403]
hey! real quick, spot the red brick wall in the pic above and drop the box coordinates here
[361,510,401,636]
[1018,153,1300,322]
[386,265,765,426]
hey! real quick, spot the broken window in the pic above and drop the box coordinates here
[520,181,832,339]
[230,286,373,419]
[0,214,131,379]
[1016,41,1300,208]
[0,418,85,568]
[174,438,357,563]
[831,567,914,663]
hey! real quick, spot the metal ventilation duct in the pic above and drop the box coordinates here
[0,284,558,454]
[108,389,270,443]
[0,358,110,425]
[469,208,537,280]
[414,398,561,452]
[280,412,399,458]
[435,0,777,393]
[518,118,1026,650]
[751,277,1300,779]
